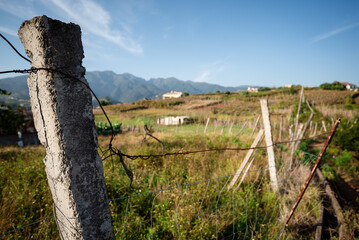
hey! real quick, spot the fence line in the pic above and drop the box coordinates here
[0,32,333,239]
[0,152,319,238]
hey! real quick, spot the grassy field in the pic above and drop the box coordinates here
[1,88,358,239]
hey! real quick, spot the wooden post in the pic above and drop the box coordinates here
[312,122,317,137]
[251,115,261,137]
[204,118,210,134]
[322,120,327,132]
[237,119,249,136]
[292,86,304,142]
[228,129,264,190]
[316,169,347,239]
[279,115,283,142]
[260,99,279,191]
[18,16,115,239]
[228,122,234,135]
[315,205,325,240]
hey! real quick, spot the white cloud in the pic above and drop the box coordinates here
[0,0,36,19]
[49,0,143,54]
[195,71,210,82]
[0,26,17,37]
[0,0,143,54]
[194,59,229,82]
[311,22,359,43]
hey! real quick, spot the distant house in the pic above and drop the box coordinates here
[340,82,357,91]
[162,91,183,99]
[247,87,258,93]
[285,84,293,88]
[157,116,190,125]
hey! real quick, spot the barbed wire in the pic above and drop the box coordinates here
[103,130,330,161]
[0,32,334,239]
[0,33,31,63]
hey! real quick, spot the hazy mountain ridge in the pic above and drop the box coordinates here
[0,71,260,103]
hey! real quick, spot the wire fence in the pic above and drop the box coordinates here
[0,32,332,239]
[0,137,325,239]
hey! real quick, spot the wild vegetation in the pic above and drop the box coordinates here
[0,87,358,239]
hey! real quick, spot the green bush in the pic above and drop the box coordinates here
[333,117,359,154]
[320,163,337,180]
[96,121,122,135]
[319,81,345,91]
[333,150,352,169]
[258,87,271,92]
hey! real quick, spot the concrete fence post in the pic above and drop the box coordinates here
[18,16,115,239]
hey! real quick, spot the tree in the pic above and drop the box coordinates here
[320,81,345,90]
[99,96,112,106]
[258,87,271,92]
[0,88,26,134]
[183,92,189,97]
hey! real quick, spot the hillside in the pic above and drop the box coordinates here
[1,88,358,239]
[0,71,257,104]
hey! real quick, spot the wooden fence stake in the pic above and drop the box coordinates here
[251,115,261,137]
[292,86,304,142]
[316,169,347,239]
[322,120,327,132]
[228,129,264,190]
[204,118,210,134]
[237,119,249,136]
[18,16,115,239]
[260,99,279,191]
[228,122,234,135]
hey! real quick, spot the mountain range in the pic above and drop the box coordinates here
[0,71,260,104]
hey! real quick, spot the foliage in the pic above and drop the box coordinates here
[333,150,352,170]
[96,121,122,135]
[99,96,112,106]
[0,146,57,239]
[0,89,27,135]
[320,163,337,180]
[319,81,345,91]
[0,88,11,95]
[258,87,271,92]
[333,117,359,154]
[343,96,354,105]
[241,90,249,96]
[183,92,189,97]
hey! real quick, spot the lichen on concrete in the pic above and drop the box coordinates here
[18,15,115,239]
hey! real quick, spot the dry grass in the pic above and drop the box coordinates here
[316,104,357,120]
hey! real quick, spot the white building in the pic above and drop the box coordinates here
[247,87,258,93]
[157,116,190,125]
[341,82,357,91]
[162,91,183,99]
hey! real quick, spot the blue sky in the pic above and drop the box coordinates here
[0,0,358,87]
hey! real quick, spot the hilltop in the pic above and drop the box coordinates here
[0,71,260,105]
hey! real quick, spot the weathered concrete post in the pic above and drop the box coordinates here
[259,99,279,191]
[18,16,115,239]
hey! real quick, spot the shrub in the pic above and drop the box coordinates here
[320,163,337,180]
[96,121,122,135]
[258,87,271,92]
[99,97,112,106]
[320,81,345,91]
[333,117,359,153]
[333,150,352,169]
